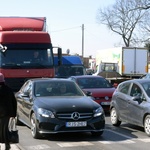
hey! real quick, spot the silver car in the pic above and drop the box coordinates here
[110,79,150,136]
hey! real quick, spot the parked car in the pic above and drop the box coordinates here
[110,79,150,136]
[68,75,115,112]
[15,78,105,139]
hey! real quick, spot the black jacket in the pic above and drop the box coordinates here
[0,83,17,117]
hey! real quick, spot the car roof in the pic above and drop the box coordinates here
[28,78,75,83]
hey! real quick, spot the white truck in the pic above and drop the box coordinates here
[93,47,148,84]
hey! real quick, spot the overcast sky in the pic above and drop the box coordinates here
[0,0,122,57]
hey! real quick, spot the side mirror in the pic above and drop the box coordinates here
[132,95,142,104]
[85,91,92,96]
[113,83,118,88]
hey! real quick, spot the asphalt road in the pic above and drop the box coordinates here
[5,114,150,150]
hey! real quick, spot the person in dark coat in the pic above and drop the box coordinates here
[0,73,17,150]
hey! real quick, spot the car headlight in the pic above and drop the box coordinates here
[94,107,104,117]
[37,108,55,118]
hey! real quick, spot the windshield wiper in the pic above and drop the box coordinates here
[2,63,23,68]
[29,63,49,68]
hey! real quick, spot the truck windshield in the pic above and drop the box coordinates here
[55,66,85,78]
[101,63,117,71]
[0,49,53,69]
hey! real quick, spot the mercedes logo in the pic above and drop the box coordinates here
[71,112,80,120]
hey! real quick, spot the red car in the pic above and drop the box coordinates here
[68,75,115,112]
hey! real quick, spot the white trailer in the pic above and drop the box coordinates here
[94,47,148,78]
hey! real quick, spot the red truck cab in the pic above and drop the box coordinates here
[0,17,61,91]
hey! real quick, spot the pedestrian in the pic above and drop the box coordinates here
[0,73,17,150]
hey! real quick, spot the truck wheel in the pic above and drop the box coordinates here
[31,113,42,139]
[144,115,150,136]
[110,107,121,126]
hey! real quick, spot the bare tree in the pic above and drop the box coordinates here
[97,0,147,47]
[138,11,150,42]
[137,0,150,10]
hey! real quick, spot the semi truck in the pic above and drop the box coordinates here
[93,47,148,84]
[0,17,62,91]
[54,55,86,78]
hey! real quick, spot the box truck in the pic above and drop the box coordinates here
[93,47,148,84]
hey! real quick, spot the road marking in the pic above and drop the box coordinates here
[100,140,135,144]
[25,144,50,150]
[0,144,20,150]
[138,138,150,143]
[105,129,133,139]
[99,129,135,144]
[57,141,93,147]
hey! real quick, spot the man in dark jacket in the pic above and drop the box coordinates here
[0,73,17,150]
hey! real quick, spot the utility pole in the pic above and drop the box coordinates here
[82,24,84,60]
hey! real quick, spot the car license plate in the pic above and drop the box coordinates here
[101,102,110,105]
[66,121,87,127]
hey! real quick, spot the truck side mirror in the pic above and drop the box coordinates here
[113,83,118,88]
[57,48,62,66]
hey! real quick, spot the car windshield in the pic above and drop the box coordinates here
[34,81,84,97]
[77,77,113,89]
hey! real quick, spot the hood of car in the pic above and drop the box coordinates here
[82,88,115,97]
[35,96,100,113]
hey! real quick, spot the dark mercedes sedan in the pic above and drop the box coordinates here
[15,78,105,139]
[110,79,150,136]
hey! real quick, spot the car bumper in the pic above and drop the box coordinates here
[36,115,105,134]
[94,100,111,111]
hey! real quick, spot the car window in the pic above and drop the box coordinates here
[118,82,130,94]
[141,74,150,79]
[77,78,113,89]
[142,82,150,97]
[145,74,150,79]
[130,83,142,97]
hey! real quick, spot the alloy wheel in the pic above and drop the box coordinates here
[144,115,150,136]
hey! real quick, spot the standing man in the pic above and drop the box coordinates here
[32,51,43,62]
[0,73,17,150]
